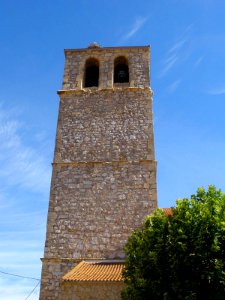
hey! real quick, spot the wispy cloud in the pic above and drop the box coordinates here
[0,104,49,299]
[0,208,43,299]
[0,220,42,298]
[0,277,40,300]
[167,79,181,93]
[120,17,148,42]
[194,56,204,67]
[0,104,51,194]
[159,25,193,78]
[0,210,46,229]
[160,54,179,78]
[207,86,225,95]
[167,38,188,55]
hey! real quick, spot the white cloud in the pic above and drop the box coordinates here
[208,86,225,95]
[160,54,179,78]
[120,16,148,42]
[0,104,51,194]
[0,210,46,230]
[167,79,181,93]
[0,229,42,298]
[0,228,42,298]
[194,56,204,67]
[0,104,49,300]
[0,190,11,209]
[167,38,188,55]
[34,131,48,143]
[0,277,40,300]
[159,25,193,78]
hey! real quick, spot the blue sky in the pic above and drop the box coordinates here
[0,0,225,299]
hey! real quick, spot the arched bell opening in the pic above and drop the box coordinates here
[84,58,99,88]
[114,56,129,84]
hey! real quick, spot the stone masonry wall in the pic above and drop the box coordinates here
[44,160,157,259]
[54,88,155,163]
[61,281,125,300]
[42,87,157,260]
[39,259,76,300]
[62,46,150,90]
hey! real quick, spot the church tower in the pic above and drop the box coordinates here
[39,44,157,300]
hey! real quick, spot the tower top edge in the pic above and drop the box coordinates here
[64,45,150,54]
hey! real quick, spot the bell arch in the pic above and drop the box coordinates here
[84,58,99,87]
[114,56,129,84]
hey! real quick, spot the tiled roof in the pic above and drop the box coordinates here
[161,208,173,216]
[62,261,124,282]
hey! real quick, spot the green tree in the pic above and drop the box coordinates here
[122,185,225,300]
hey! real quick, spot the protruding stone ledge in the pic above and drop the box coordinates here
[51,159,157,167]
[57,86,153,96]
[41,257,125,263]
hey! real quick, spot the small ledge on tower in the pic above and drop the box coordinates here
[57,86,153,96]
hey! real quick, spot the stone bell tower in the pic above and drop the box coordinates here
[39,43,157,300]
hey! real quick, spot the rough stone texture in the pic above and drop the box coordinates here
[62,46,150,90]
[54,88,154,163]
[39,45,157,300]
[40,259,77,300]
[61,282,125,300]
[45,161,156,260]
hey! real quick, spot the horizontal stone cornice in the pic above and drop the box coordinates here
[52,160,157,167]
[57,86,153,96]
[41,257,125,263]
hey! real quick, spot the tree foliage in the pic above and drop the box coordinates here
[122,185,225,300]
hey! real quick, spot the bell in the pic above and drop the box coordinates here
[118,70,126,79]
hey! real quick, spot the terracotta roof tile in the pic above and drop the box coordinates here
[161,208,173,216]
[63,261,124,282]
